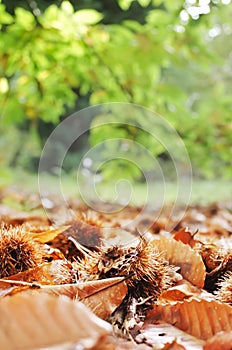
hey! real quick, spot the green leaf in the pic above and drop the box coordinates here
[14,8,36,30]
[146,9,171,26]
[118,0,134,10]
[74,9,103,25]
[151,0,163,5]
[0,4,13,25]
[40,5,59,28]
[138,0,151,7]
[1,97,25,127]
[0,77,9,93]
[61,1,74,14]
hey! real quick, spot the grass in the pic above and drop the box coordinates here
[4,168,232,209]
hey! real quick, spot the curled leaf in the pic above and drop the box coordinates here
[203,331,232,350]
[173,227,198,248]
[159,280,197,302]
[152,238,206,288]
[0,293,112,350]
[148,298,232,340]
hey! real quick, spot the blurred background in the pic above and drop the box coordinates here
[0,0,231,204]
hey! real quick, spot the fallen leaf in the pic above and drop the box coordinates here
[0,285,30,298]
[2,260,74,285]
[203,330,232,350]
[148,298,232,340]
[0,277,128,320]
[80,278,128,319]
[39,277,128,319]
[152,238,206,288]
[30,226,70,243]
[0,293,112,350]
[162,339,186,349]
[173,227,198,248]
[159,280,196,302]
[136,322,204,349]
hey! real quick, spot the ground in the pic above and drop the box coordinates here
[0,174,232,349]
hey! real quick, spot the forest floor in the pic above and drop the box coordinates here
[0,172,232,349]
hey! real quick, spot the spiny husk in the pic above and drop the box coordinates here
[204,253,232,292]
[0,225,43,278]
[215,271,232,304]
[73,238,178,337]
[76,238,176,301]
[50,218,102,261]
[198,243,225,272]
[78,210,105,228]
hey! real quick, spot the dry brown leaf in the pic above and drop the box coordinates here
[39,277,128,319]
[159,280,197,302]
[0,284,30,298]
[1,212,50,227]
[0,293,112,350]
[0,277,128,320]
[151,238,206,288]
[2,260,74,285]
[136,322,204,350]
[148,298,232,340]
[80,278,128,319]
[173,227,198,248]
[30,226,70,243]
[159,280,213,304]
[102,227,139,246]
[161,340,186,350]
[203,331,232,350]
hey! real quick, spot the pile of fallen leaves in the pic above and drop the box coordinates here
[0,189,232,350]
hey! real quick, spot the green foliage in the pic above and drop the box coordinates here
[0,1,103,126]
[0,0,231,179]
